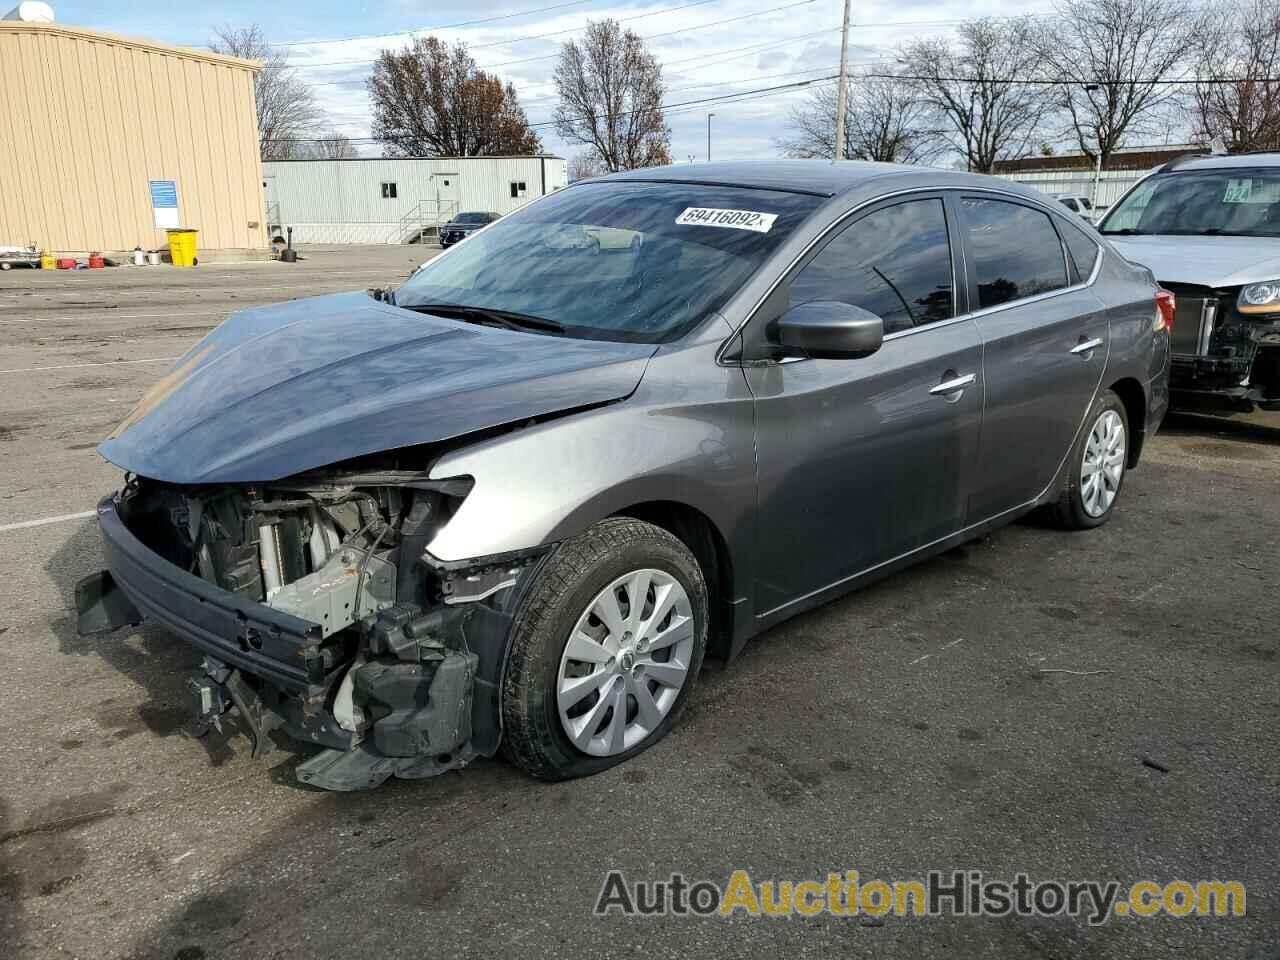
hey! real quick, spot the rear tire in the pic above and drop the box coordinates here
[502,518,708,781]
[1051,388,1129,529]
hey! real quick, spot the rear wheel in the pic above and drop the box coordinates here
[1051,389,1128,529]
[502,518,707,780]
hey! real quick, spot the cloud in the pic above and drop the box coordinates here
[244,0,1062,159]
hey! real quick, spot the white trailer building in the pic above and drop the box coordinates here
[260,156,567,244]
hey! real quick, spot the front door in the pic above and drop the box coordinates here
[743,195,984,617]
[262,176,278,231]
[956,195,1111,520]
[431,172,459,224]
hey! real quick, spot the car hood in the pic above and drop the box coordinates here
[444,222,483,231]
[98,291,656,483]
[1106,235,1280,287]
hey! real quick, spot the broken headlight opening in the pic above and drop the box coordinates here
[76,464,549,791]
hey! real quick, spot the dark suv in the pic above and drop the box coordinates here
[439,211,500,248]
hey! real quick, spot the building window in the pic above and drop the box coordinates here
[510,181,527,199]
[381,182,398,199]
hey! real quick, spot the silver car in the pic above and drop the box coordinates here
[76,161,1171,790]
[1100,152,1280,414]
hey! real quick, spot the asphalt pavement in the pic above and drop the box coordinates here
[0,247,1277,959]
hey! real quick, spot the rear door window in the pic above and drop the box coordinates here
[960,197,1069,309]
[788,198,955,335]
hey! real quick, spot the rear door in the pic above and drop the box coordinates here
[957,193,1110,520]
[744,194,984,615]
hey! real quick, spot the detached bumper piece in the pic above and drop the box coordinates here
[75,493,496,791]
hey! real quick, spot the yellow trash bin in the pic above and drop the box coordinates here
[166,228,199,267]
[39,253,56,270]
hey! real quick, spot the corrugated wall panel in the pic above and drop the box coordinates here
[262,157,569,244]
[0,23,266,253]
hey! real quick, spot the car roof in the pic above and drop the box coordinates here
[1158,152,1280,172]
[593,159,1045,200]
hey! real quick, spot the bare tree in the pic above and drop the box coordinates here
[301,130,360,159]
[779,73,941,163]
[1038,0,1196,166]
[567,152,607,181]
[211,25,325,161]
[900,18,1050,173]
[368,37,542,157]
[1193,0,1280,151]
[553,19,671,171]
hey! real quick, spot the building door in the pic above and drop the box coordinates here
[430,173,459,224]
[262,176,279,234]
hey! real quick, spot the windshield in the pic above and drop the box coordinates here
[454,212,491,224]
[396,181,822,342]
[1101,168,1280,237]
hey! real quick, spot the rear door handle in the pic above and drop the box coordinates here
[929,373,976,396]
[1070,337,1104,356]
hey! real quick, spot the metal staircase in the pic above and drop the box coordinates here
[395,200,458,244]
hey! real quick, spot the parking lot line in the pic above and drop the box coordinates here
[0,356,178,375]
[0,509,96,533]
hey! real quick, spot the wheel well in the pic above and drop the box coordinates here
[1108,377,1147,467]
[610,501,735,660]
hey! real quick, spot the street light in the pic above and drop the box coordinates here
[707,112,715,162]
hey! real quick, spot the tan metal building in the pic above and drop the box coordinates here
[0,20,268,256]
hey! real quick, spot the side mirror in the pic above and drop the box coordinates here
[775,300,884,360]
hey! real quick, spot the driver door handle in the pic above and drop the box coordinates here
[1070,337,1104,356]
[929,373,976,396]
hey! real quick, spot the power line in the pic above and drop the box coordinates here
[270,59,1267,146]
[872,72,1280,86]
[264,72,842,143]
[520,63,841,109]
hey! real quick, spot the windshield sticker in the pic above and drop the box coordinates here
[1224,179,1253,203]
[1223,178,1280,204]
[675,207,777,233]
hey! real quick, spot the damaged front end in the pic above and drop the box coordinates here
[75,466,546,790]
[1162,281,1280,413]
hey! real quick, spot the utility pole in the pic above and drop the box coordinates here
[1085,84,1102,216]
[833,0,852,161]
[707,113,715,162]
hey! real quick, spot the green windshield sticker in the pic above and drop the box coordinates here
[1224,179,1253,203]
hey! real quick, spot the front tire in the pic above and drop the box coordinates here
[1051,389,1129,529]
[502,518,708,781]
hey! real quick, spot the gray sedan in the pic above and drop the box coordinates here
[76,161,1171,789]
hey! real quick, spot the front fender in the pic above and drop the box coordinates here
[424,340,756,596]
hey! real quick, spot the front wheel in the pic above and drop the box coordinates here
[1051,389,1129,529]
[502,518,708,781]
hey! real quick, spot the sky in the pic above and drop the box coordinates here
[48,0,1063,163]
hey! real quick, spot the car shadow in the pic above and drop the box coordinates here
[0,796,20,959]
[46,520,249,769]
[1162,409,1280,445]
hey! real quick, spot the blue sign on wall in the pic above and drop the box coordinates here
[149,180,179,228]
